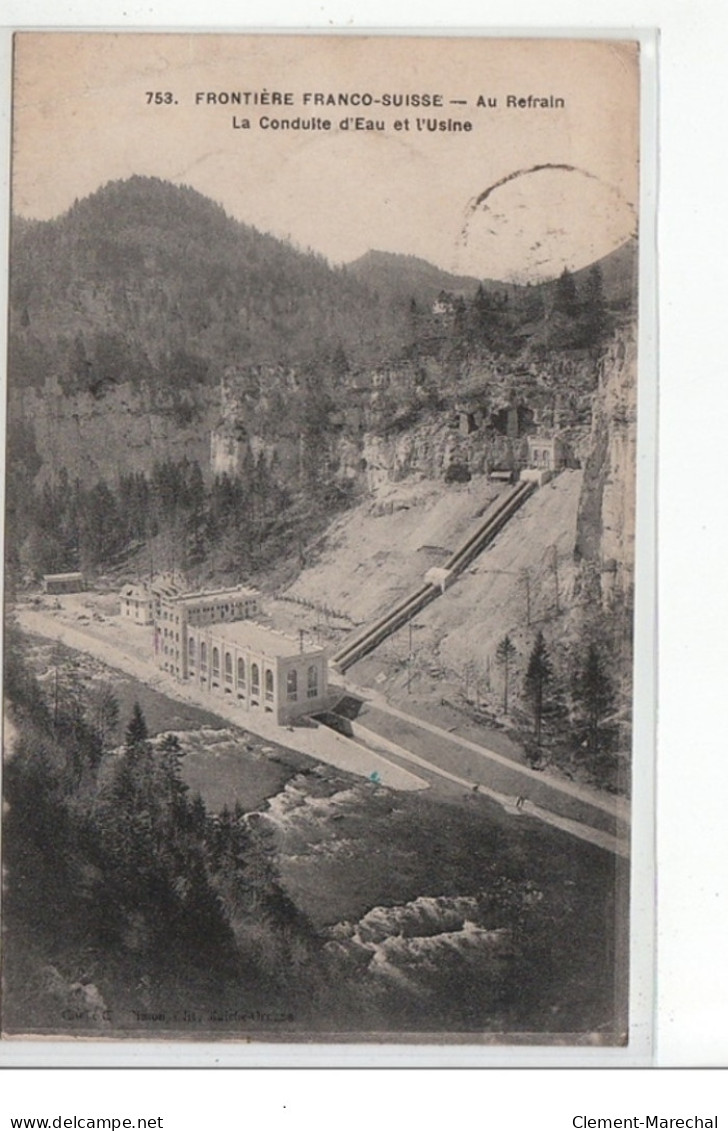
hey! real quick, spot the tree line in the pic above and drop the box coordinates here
[9,449,353,587]
[493,628,619,781]
[411,264,613,359]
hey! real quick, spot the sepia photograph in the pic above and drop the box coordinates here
[1,32,642,1047]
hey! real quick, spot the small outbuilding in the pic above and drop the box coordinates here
[42,572,85,595]
[526,436,567,472]
[489,467,515,484]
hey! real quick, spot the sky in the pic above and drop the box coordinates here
[11,34,639,281]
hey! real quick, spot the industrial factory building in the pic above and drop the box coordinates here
[184,619,328,726]
[133,579,329,724]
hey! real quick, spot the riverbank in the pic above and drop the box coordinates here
[13,605,427,793]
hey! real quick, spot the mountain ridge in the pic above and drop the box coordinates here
[346,239,637,308]
[8,175,412,398]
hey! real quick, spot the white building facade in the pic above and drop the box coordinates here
[184,620,328,725]
[526,435,566,471]
[120,583,153,625]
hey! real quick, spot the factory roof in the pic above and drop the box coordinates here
[121,583,150,599]
[199,619,324,660]
[173,585,260,607]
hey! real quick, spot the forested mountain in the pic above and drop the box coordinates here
[569,238,637,308]
[8,174,636,407]
[8,176,411,399]
[347,241,637,315]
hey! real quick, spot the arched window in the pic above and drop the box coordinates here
[225,652,233,682]
[265,669,274,702]
[287,669,298,701]
[307,665,319,699]
[200,642,207,670]
[212,647,220,678]
[237,657,245,685]
[251,663,260,697]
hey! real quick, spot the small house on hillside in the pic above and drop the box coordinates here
[432,294,455,316]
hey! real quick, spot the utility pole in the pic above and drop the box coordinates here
[521,567,531,625]
[406,621,421,695]
[551,544,560,614]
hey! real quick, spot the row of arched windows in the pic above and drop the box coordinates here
[186,637,280,698]
[185,637,321,705]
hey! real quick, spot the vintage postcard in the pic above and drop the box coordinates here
[2,33,643,1047]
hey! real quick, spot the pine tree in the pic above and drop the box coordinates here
[472,283,493,343]
[495,634,518,715]
[452,295,468,339]
[124,701,149,750]
[524,631,553,745]
[86,682,120,749]
[408,296,419,343]
[553,266,579,318]
[574,643,614,753]
[521,282,545,323]
[583,264,609,348]
[80,479,122,567]
[330,342,349,379]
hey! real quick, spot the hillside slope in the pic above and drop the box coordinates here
[267,470,582,691]
[271,476,506,624]
[355,470,583,695]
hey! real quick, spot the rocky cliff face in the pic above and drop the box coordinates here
[360,420,514,492]
[12,329,635,593]
[13,367,588,503]
[10,377,216,484]
[575,328,637,596]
